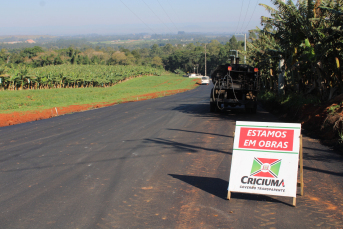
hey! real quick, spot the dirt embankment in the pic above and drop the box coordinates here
[280,94,343,152]
[0,81,200,127]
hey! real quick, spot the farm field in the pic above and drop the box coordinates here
[0,74,199,126]
[0,64,164,90]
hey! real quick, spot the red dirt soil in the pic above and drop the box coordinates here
[283,93,343,150]
[0,81,200,127]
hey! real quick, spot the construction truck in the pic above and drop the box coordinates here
[210,58,260,113]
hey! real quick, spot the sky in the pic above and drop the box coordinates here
[1,0,274,36]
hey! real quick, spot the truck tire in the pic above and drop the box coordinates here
[210,102,216,112]
[210,88,216,112]
[210,89,215,100]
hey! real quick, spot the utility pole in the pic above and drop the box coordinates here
[244,33,246,64]
[205,44,207,76]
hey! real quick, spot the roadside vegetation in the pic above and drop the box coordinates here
[0,36,245,81]
[248,0,343,151]
[0,74,197,113]
[0,33,245,119]
[0,64,163,90]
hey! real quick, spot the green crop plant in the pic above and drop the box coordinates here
[0,64,163,90]
[0,74,196,113]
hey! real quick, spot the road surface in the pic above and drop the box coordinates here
[0,85,342,228]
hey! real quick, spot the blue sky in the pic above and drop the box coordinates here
[1,0,274,35]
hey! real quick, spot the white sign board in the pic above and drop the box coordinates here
[228,121,301,197]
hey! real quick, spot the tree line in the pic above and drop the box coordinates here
[0,36,246,77]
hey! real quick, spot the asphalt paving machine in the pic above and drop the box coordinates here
[210,58,260,113]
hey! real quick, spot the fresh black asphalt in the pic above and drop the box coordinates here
[0,84,342,228]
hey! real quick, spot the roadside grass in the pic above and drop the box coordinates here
[0,74,196,113]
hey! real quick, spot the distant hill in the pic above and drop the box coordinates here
[0,35,56,40]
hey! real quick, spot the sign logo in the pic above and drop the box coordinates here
[250,158,282,178]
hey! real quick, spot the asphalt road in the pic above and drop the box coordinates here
[0,84,342,229]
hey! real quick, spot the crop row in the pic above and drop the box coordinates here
[0,65,164,90]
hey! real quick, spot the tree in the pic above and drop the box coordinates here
[217,47,229,65]
[152,56,163,68]
[0,49,9,65]
[54,55,64,65]
[71,54,76,64]
[108,51,128,65]
[125,53,135,65]
[162,44,174,56]
[82,55,90,65]
[207,40,221,56]
[249,31,257,42]
[247,0,343,100]
[91,55,100,64]
[131,50,141,60]
[23,46,44,58]
[229,36,239,50]
[150,44,162,57]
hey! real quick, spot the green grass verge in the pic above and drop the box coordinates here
[0,74,196,113]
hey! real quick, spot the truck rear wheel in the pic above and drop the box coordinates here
[210,89,216,112]
[210,102,216,112]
